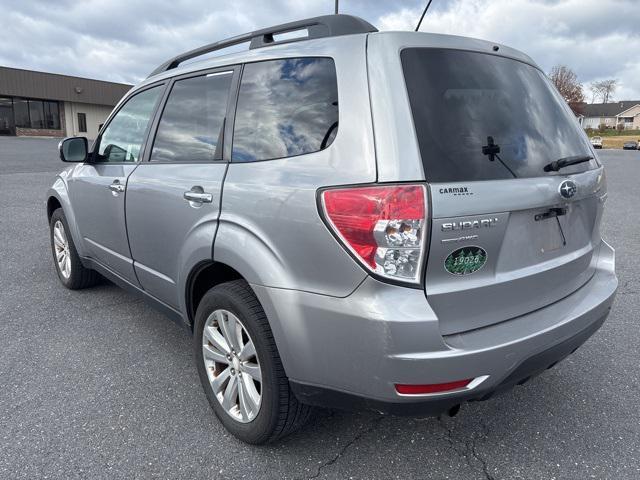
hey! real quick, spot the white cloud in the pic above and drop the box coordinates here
[0,0,638,100]
[379,0,640,100]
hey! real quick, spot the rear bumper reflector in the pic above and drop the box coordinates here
[395,379,472,395]
[394,375,490,396]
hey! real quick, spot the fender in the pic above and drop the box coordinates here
[46,167,88,258]
[213,216,290,290]
[173,218,223,318]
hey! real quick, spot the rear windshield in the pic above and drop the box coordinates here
[401,48,597,182]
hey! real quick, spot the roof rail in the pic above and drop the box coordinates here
[148,14,377,77]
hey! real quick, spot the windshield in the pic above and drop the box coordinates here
[401,48,598,182]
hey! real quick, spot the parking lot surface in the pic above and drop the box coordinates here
[1,136,639,479]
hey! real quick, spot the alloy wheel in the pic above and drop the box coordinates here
[53,220,71,279]
[202,309,262,423]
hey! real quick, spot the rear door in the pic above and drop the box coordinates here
[125,67,237,309]
[67,85,164,285]
[400,48,606,335]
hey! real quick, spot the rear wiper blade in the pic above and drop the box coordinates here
[543,155,593,172]
[481,136,517,178]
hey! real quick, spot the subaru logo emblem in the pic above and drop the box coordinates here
[559,180,577,199]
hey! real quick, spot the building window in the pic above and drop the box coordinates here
[77,112,87,133]
[44,101,60,129]
[0,97,14,135]
[12,98,61,130]
[28,100,45,129]
[13,99,30,127]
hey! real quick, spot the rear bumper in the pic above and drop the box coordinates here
[252,241,617,414]
[290,311,606,415]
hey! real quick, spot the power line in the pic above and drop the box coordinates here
[415,0,434,31]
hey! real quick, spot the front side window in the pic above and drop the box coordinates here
[151,71,232,162]
[232,57,339,162]
[401,48,597,182]
[96,86,162,163]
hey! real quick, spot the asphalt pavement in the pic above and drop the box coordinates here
[1,136,639,479]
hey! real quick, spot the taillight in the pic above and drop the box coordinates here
[320,184,428,284]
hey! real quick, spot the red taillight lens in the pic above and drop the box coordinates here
[395,379,472,395]
[321,184,427,283]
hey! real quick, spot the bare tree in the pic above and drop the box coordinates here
[590,79,617,103]
[549,65,585,114]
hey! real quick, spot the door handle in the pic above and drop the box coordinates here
[108,180,125,194]
[534,207,567,221]
[184,187,213,204]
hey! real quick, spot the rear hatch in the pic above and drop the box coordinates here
[401,47,606,335]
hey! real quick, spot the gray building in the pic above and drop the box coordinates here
[0,66,132,140]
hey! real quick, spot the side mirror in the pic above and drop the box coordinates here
[59,137,88,162]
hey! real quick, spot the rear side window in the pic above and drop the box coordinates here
[401,48,597,182]
[151,71,233,162]
[232,57,339,162]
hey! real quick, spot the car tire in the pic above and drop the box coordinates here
[49,208,100,289]
[194,280,312,444]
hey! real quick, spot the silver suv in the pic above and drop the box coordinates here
[47,15,618,444]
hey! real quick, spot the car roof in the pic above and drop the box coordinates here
[137,30,537,90]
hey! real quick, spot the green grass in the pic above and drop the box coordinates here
[584,129,640,137]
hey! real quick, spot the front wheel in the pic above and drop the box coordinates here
[194,280,311,444]
[49,208,99,289]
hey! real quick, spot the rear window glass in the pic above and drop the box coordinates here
[401,48,597,182]
[232,57,339,162]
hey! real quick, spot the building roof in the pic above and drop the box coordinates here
[618,104,640,117]
[0,66,132,106]
[581,101,640,118]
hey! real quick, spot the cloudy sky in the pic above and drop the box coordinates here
[1,0,639,100]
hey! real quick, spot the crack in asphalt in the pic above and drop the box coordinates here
[471,421,495,480]
[303,415,385,480]
[437,416,495,480]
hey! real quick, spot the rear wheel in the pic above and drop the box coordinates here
[194,280,311,444]
[49,208,99,289]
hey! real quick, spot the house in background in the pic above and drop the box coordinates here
[0,66,132,140]
[579,100,640,130]
[615,103,640,130]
